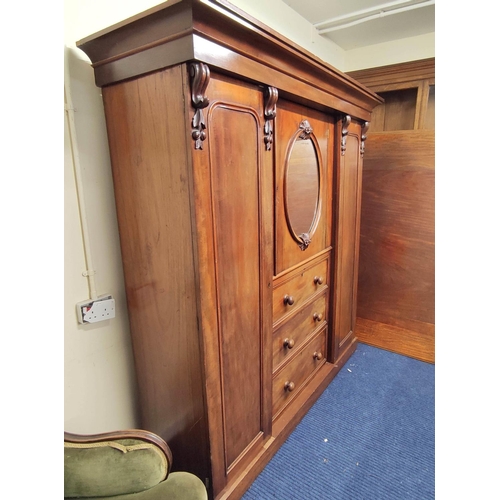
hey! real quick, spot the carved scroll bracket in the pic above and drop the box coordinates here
[264,86,278,151]
[360,121,369,157]
[190,63,210,150]
[298,120,313,140]
[341,114,351,156]
[298,233,311,251]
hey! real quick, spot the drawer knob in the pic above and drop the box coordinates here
[313,351,323,361]
[313,312,323,322]
[283,338,295,349]
[314,276,324,285]
[283,295,295,306]
[284,381,295,392]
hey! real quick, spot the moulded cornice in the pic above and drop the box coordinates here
[77,0,383,120]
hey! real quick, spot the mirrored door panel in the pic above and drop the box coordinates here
[274,100,334,275]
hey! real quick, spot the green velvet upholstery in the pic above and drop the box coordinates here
[64,438,168,497]
[87,473,209,500]
[64,431,207,500]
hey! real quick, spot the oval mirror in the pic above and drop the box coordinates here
[284,122,322,251]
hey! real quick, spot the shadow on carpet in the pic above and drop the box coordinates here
[242,343,435,499]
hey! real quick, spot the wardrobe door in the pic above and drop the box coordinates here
[333,117,366,360]
[274,100,333,275]
[188,68,273,496]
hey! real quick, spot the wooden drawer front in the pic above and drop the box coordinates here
[273,258,328,325]
[272,294,327,372]
[272,328,327,418]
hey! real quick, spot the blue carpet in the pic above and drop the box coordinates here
[242,344,435,499]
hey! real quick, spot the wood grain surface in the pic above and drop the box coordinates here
[101,66,209,479]
[347,59,435,364]
[188,72,274,494]
[356,130,435,362]
[332,118,364,360]
[76,4,383,497]
[274,100,333,274]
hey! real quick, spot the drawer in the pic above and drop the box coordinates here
[272,328,327,418]
[272,293,327,372]
[273,258,328,325]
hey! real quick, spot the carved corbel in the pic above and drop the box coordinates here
[190,63,210,150]
[264,86,278,151]
[360,121,369,157]
[341,114,351,156]
[298,120,313,140]
[298,233,311,251]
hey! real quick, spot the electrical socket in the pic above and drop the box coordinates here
[77,295,116,324]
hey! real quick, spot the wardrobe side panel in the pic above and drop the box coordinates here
[101,66,209,482]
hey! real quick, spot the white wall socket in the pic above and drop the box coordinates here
[77,295,116,324]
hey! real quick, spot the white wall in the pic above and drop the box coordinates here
[64,47,140,433]
[64,0,434,434]
[64,0,159,431]
[228,0,345,69]
[64,0,169,43]
[344,32,435,72]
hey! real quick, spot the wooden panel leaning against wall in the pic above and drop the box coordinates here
[347,58,435,363]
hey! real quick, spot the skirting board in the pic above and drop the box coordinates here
[356,317,434,363]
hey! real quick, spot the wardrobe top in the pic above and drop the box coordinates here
[77,0,383,120]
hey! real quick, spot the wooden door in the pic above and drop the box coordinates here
[187,67,273,496]
[274,100,333,276]
[332,117,365,361]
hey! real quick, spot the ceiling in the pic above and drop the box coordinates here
[282,0,435,51]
